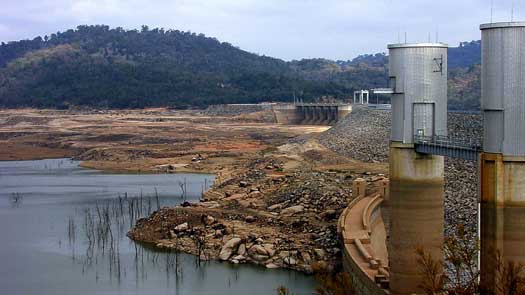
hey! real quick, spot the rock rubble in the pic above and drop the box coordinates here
[319,107,483,236]
[128,155,382,274]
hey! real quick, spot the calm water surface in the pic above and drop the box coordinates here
[0,159,314,295]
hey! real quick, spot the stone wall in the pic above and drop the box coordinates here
[342,250,388,295]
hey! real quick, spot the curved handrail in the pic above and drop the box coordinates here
[363,194,383,234]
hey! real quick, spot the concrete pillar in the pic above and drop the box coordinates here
[480,153,525,288]
[301,107,310,124]
[378,179,390,202]
[312,107,320,125]
[479,23,525,292]
[329,106,337,125]
[298,106,305,123]
[319,106,326,125]
[389,143,444,295]
[353,178,367,199]
[322,106,329,125]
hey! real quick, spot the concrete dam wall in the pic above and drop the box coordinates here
[205,103,352,126]
[272,103,352,125]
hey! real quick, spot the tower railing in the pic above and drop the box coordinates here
[413,135,482,161]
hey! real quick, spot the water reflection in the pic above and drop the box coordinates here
[0,159,314,295]
[9,192,23,208]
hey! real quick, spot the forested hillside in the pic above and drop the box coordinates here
[0,25,481,109]
[0,25,348,108]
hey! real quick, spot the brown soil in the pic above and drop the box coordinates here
[0,108,328,173]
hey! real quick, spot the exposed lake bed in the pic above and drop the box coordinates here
[0,158,315,295]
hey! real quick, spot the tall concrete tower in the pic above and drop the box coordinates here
[388,43,448,295]
[480,22,525,289]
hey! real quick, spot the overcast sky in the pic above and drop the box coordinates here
[1,0,524,61]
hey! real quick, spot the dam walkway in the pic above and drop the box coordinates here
[337,179,390,294]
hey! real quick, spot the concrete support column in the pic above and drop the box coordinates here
[389,143,444,295]
[322,107,329,125]
[312,107,320,125]
[329,106,337,125]
[480,153,525,289]
[298,106,306,124]
[303,107,312,124]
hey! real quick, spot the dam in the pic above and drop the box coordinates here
[272,103,352,125]
[338,21,525,295]
[205,103,352,125]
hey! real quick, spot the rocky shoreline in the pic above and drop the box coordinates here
[128,153,385,274]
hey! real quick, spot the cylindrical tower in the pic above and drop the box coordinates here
[389,43,448,143]
[479,22,525,290]
[388,43,447,295]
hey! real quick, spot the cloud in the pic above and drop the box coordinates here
[1,0,525,60]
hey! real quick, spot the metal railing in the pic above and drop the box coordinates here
[414,135,482,150]
[413,135,482,161]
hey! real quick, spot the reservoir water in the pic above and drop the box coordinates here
[0,159,314,295]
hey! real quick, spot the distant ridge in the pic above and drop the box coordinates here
[0,25,481,110]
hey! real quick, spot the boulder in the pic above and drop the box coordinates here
[321,209,337,220]
[174,222,189,232]
[202,214,215,225]
[267,203,283,211]
[219,237,242,261]
[300,251,312,264]
[197,201,220,209]
[262,244,276,257]
[245,215,256,223]
[248,191,262,198]
[284,257,297,265]
[237,244,247,256]
[314,248,327,260]
[251,254,270,262]
[280,205,304,216]
[248,244,268,256]
[232,255,246,262]
[224,193,247,201]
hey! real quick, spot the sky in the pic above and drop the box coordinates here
[1,0,524,61]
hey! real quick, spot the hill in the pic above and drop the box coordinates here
[0,25,347,108]
[0,25,481,109]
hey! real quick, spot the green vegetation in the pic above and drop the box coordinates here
[0,25,481,110]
